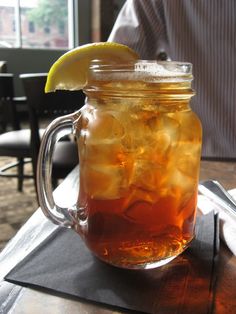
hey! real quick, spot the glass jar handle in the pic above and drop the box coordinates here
[37,110,81,227]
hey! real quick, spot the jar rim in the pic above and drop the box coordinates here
[89,60,193,82]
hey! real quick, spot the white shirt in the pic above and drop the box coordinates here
[108,0,236,159]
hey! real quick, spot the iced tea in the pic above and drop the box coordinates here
[75,61,202,269]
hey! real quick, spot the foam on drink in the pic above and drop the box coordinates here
[90,60,193,83]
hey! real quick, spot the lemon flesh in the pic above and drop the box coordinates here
[45,42,139,93]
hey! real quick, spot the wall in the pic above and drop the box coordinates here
[91,0,125,42]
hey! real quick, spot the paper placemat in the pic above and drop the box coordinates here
[5,212,218,314]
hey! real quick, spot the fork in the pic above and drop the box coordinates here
[198,180,236,217]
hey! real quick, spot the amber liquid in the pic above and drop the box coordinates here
[76,189,197,268]
[75,80,202,268]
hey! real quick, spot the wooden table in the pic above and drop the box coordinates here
[0,160,236,314]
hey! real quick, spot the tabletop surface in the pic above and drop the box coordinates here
[0,160,236,314]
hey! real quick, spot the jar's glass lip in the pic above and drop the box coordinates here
[90,59,192,75]
[89,59,192,81]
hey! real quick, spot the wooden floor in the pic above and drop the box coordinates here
[0,157,38,251]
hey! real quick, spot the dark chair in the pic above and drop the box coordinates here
[0,73,13,132]
[0,73,31,191]
[20,73,85,192]
[0,61,7,73]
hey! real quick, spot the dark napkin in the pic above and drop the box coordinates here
[5,212,218,314]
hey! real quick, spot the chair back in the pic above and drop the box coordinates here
[0,61,7,73]
[0,73,19,131]
[20,73,85,176]
[0,73,14,99]
[20,73,85,113]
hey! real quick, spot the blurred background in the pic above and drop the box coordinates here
[0,0,125,96]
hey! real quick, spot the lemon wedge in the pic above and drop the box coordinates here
[45,42,139,93]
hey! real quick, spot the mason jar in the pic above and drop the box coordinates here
[37,60,202,269]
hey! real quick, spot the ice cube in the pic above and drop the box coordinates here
[86,110,125,144]
[160,115,180,146]
[177,153,200,178]
[175,111,202,142]
[125,160,164,206]
[174,140,201,178]
[81,163,128,200]
[145,115,180,162]
[125,187,160,208]
[82,142,128,166]
[167,168,195,194]
[129,160,164,191]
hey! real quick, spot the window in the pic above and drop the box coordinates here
[12,20,16,32]
[0,0,76,49]
[58,21,65,35]
[28,21,35,33]
[43,23,50,34]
